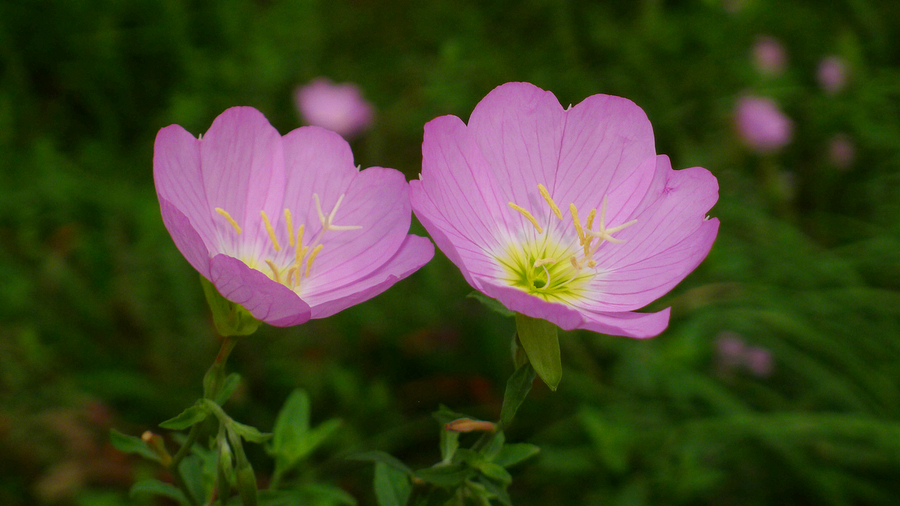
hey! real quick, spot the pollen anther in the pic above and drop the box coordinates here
[570,204,585,244]
[538,184,563,220]
[260,211,282,251]
[508,202,543,233]
[305,244,324,277]
[265,259,282,283]
[284,209,295,247]
[215,208,242,234]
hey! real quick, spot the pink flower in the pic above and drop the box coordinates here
[828,133,855,169]
[752,36,787,77]
[817,56,848,95]
[295,78,374,138]
[734,96,793,153]
[410,83,719,339]
[154,107,434,327]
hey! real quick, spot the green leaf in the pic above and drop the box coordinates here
[201,275,260,336]
[494,443,540,468]
[374,461,412,506]
[129,479,186,503]
[228,418,273,444]
[481,431,505,461]
[439,428,460,464]
[257,487,357,506]
[216,373,242,405]
[109,429,160,462]
[467,291,515,317]
[514,313,561,390]
[159,402,210,430]
[269,389,341,473]
[476,462,512,485]
[499,363,535,429]
[347,451,412,475]
[414,463,474,488]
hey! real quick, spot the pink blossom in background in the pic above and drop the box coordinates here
[828,133,855,169]
[410,82,719,339]
[752,36,787,77]
[295,78,374,138]
[817,56,848,95]
[714,331,774,378]
[734,95,793,153]
[744,346,774,377]
[154,107,433,326]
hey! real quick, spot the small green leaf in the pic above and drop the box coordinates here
[109,429,160,462]
[272,389,312,455]
[439,429,460,464]
[498,363,535,429]
[129,479,186,502]
[201,275,260,336]
[494,443,540,468]
[467,291,515,317]
[514,313,561,390]
[414,463,474,488]
[216,373,242,405]
[481,431,505,461]
[347,451,412,475]
[159,402,210,430]
[476,462,512,485]
[374,461,412,506]
[228,418,272,444]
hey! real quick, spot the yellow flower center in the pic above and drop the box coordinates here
[496,184,637,302]
[214,193,361,290]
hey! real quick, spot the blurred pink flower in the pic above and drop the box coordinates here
[752,36,786,77]
[817,56,848,95]
[295,78,374,138]
[154,107,433,326]
[715,331,774,378]
[410,82,719,339]
[828,133,855,169]
[734,95,793,153]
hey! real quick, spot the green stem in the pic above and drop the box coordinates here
[167,424,200,506]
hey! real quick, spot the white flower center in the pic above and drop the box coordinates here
[497,184,636,301]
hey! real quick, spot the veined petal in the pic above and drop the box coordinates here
[553,93,656,219]
[158,197,213,278]
[200,107,286,259]
[584,155,719,310]
[298,167,413,292]
[280,126,359,243]
[467,83,568,213]
[209,254,311,327]
[478,281,670,339]
[304,235,435,318]
[154,124,218,252]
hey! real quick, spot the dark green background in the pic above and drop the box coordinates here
[2,0,899,504]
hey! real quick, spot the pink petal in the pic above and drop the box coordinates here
[277,128,412,290]
[200,107,286,258]
[158,197,213,278]
[478,281,670,339]
[304,234,435,318]
[410,114,511,283]
[584,156,719,311]
[209,254,311,327]
[154,124,218,252]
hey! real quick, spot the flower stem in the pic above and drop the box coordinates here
[160,422,201,506]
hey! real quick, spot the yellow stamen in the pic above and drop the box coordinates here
[508,202,543,234]
[284,209,295,247]
[570,256,581,270]
[260,211,282,251]
[570,203,585,244]
[286,265,298,287]
[587,259,597,268]
[305,244,324,277]
[295,225,306,262]
[585,208,597,230]
[215,208,242,234]
[538,184,563,220]
[265,259,282,283]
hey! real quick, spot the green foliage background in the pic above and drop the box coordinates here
[2,0,900,504]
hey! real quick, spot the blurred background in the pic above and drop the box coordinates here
[2,0,900,504]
